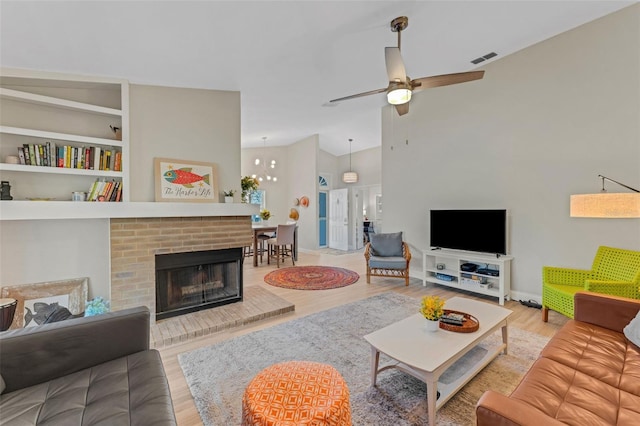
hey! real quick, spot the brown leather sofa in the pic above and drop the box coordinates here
[0,306,177,425]
[477,292,640,425]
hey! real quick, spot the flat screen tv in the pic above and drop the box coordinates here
[430,209,507,255]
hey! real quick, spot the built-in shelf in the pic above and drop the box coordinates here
[0,88,122,117]
[0,126,123,148]
[0,163,122,177]
[0,200,260,221]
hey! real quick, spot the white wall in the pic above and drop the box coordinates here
[287,135,319,250]
[0,219,110,299]
[382,4,640,300]
[129,84,241,201]
[241,145,289,223]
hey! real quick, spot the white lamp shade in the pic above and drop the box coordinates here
[342,171,358,183]
[570,193,640,218]
[387,88,411,105]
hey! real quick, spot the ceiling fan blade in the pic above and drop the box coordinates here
[329,87,388,103]
[395,103,409,116]
[385,47,407,82]
[411,70,485,92]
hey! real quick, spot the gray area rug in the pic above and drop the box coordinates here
[179,292,549,425]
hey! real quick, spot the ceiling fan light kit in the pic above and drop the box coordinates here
[330,16,486,116]
[387,87,411,105]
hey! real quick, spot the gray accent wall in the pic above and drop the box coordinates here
[382,4,640,300]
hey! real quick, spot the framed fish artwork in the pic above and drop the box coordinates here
[0,277,88,329]
[154,157,219,202]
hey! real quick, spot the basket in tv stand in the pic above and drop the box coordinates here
[421,249,512,305]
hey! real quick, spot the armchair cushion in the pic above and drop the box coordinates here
[368,256,406,269]
[369,232,403,257]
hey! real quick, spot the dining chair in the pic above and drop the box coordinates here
[267,224,296,268]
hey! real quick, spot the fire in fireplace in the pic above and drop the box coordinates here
[155,248,243,321]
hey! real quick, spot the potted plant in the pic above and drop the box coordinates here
[241,176,259,203]
[223,189,235,203]
[259,209,271,223]
[420,295,445,331]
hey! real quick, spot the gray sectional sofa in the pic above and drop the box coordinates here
[0,306,176,425]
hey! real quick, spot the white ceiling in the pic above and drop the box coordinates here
[0,1,634,156]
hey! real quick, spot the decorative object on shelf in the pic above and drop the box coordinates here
[1,181,13,200]
[289,208,299,221]
[342,138,358,183]
[0,298,17,331]
[439,309,480,333]
[71,191,87,202]
[0,277,88,329]
[570,174,640,218]
[300,196,310,208]
[259,209,271,222]
[4,155,19,164]
[84,296,110,317]
[436,263,445,270]
[154,157,218,203]
[223,189,235,203]
[420,295,445,331]
[251,136,277,183]
[293,198,300,206]
[241,176,259,203]
[109,125,122,141]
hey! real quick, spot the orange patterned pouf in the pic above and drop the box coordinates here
[242,361,351,426]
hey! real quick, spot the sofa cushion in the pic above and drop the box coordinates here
[509,320,640,425]
[0,349,176,426]
[624,310,640,348]
[369,232,403,257]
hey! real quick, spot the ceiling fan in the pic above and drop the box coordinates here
[329,16,485,116]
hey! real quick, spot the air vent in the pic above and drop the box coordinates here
[471,51,498,64]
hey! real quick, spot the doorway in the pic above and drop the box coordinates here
[318,191,327,247]
[329,188,348,251]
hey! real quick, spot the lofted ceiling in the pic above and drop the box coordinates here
[0,1,634,156]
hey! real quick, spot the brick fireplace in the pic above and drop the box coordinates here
[110,216,252,321]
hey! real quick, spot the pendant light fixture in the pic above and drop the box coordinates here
[342,138,358,184]
[570,175,640,218]
[251,136,277,183]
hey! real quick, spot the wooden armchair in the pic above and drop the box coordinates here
[364,232,411,286]
[542,245,640,321]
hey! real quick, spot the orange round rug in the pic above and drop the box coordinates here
[264,266,360,290]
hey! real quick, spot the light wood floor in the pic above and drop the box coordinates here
[159,249,570,426]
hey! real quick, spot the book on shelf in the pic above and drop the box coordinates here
[27,144,35,166]
[87,179,122,202]
[13,142,122,172]
[17,147,27,165]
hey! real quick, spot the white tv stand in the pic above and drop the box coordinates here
[421,249,512,305]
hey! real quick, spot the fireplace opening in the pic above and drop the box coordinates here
[155,248,243,321]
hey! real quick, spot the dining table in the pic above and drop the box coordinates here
[251,224,298,267]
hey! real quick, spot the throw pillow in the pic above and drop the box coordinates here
[623,310,640,348]
[369,232,403,257]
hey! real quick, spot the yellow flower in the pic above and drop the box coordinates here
[420,295,445,320]
[259,209,271,220]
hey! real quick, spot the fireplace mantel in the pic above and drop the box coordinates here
[0,201,259,221]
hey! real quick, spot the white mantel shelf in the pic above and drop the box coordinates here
[0,201,259,221]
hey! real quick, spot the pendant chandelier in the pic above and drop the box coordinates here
[342,138,358,183]
[251,136,277,183]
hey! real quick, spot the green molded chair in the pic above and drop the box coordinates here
[542,245,640,321]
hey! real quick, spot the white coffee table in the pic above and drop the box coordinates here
[364,296,512,425]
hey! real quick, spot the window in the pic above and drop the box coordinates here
[249,190,266,222]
